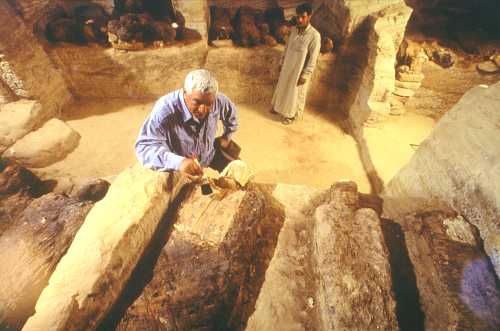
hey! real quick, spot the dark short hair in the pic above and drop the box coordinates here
[296,3,313,16]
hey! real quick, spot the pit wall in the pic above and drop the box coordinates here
[47,42,336,107]
[0,1,73,120]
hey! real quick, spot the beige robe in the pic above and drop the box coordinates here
[272,24,321,119]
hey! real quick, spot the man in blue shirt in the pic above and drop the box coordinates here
[135,69,238,180]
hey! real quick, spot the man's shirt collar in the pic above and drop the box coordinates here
[178,89,197,123]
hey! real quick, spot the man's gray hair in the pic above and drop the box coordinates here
[184,69,219,95]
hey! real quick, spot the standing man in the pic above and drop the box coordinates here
[135,69,238,180]
[271,3,321,125]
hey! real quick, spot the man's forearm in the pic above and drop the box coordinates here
[135,143,185,171]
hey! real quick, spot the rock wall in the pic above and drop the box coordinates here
[48,42,208,100]
[22,165,188,331]
[382,81,500,278]
[0,1,73,119]
[312,0,404,41]
[47,43,335,106]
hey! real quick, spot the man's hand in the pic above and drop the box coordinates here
[218,136,231,149]
[179,157,203,181]
[297,77,306,86]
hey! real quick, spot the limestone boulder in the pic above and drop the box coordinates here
[401,211,500,329]
[3,118,80,168]
[0,100,44,153]
[0,193,93,330]
[314,182,398,330]
[382,82,500,277]
[22,165,187,331]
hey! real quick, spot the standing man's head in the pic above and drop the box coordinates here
[296,3,313,29]
[183,69,219,120]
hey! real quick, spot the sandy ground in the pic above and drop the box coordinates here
[35,98,434,194]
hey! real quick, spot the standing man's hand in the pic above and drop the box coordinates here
[179,157,203,181]
[297,77,306,86]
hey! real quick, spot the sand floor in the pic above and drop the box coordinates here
[36,99,435,193]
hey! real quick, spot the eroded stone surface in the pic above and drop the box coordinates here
[383,81,500,277]
[3,118,80,168]
[0,159,45,236]
[314,182,397,330]
[0,193,93,330]
[246,184,325,331]
[0,100,43,153]
[402,211,500,330]
[22,165,187,331]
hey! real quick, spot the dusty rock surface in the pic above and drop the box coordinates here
[406,60,500,119]
[0,100,43,153]
[314,182,398,330]
[22,165,187,331]
[246,184,324,331]
[383,81,500,277]
[401,211,500,330]
[0,193,93,330]
[0,80,16,105]
[0,159,46,236]
[3,118,80,168]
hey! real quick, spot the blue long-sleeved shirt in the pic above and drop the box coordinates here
[135,89,238,171]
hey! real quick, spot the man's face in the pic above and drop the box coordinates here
[184,90,215,120]
[296,12,311,28]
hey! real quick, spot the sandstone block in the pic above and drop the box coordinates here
[383,82,500,277]
[402,211,500,330]
[395,80,421,90]
[393,87,415,97]
[314,181,397,330]
[0,100,43,153]
[396,71,424,82]
[22,165,187,331]
[493,55,500,68]
[390,102,406,116]
[477,61,499,74]
[3,118,80,168]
